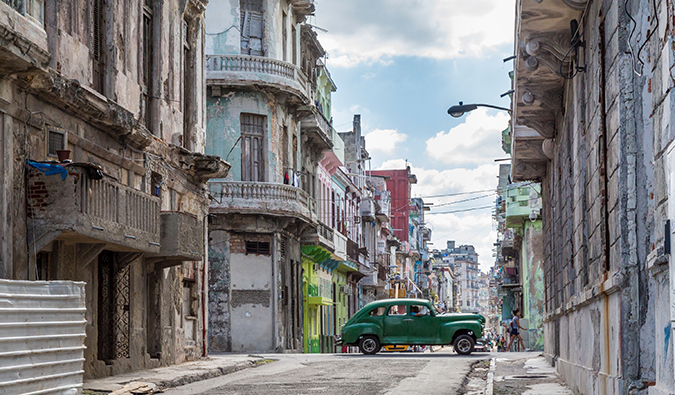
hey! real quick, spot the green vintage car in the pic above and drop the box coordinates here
[337,298,485,355]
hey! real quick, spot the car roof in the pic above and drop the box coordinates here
[363,298,432,309]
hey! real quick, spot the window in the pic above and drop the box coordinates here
[151,172,162,197]
[410,305,430,316]
[245,241,270,256]
[142,0,153,130]
[182,18,192,149]
[282,11,287,61]
[291,24,297,64]
[240,0,263,56]
[92,0,105,94]
[47,129,65,157]
[240,113,265,182]
[368,307,385,316]
[387,305,407,316]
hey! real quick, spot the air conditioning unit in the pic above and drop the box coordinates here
[354,216,361,224]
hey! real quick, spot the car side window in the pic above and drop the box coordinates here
[387,305,407,316]
[369,307,386,316]
[410,305,430,316]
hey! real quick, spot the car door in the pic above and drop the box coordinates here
[408,304,440,344]
[382,304,409,344]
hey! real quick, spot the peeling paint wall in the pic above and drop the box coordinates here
[0,0,218,380]
[537,0,674,393]
[521,220,544,351]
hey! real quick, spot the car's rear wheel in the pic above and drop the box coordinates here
[454,334,474,355]
[359,336,380,355]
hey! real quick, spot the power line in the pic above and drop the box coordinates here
[432,193,496,208]
[420,189,495,199]
[425,205,494,216]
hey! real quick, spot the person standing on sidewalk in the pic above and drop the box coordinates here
[506,309,525,352]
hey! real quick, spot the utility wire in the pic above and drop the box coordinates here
[432,193,496,208]
[425,205,494,216]
[419,189,495,199]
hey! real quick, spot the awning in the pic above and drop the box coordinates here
[308,296,333,306]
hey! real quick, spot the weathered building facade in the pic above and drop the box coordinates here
[0,0,228,379]
[512,0,675,393]
[205,0,326,353]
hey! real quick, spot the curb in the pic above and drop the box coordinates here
[84,358,270,394]
[150,359,260,390]
[485,357,495,395]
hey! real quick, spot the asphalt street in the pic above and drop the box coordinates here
[164,348,492,395]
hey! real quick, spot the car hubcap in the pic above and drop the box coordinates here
[458,339,471,353]
[363,339,376,352]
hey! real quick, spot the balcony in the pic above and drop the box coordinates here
[360,198,376,222]
[207,55,309,104]
[505,183,541,228]
[150,212,204,262]
[0,0,50,76]
[302,221,335,252]
[333,232,347,261]
[27,166,160,253]
[210,181,316,223]
[290,0,315,16]
[300,108,333,151]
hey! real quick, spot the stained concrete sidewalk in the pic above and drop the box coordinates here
[490,352,572,395]
[83,354,272,394]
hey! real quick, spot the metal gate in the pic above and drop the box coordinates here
[98,251,130,362]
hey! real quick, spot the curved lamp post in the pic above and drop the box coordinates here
[447,101,512,118]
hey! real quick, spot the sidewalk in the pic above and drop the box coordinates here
[83,354,272,394]
[489,352,572,395]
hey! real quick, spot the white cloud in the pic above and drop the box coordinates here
[314,0,515,67]
[376,160,500,271]
[365,129,408,154]
[425,108,510,166]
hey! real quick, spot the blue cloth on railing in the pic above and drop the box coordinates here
[26,160,68,180]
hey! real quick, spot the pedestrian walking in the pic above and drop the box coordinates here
[506,309,525,352]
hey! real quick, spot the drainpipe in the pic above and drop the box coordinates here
[202,218,208,356]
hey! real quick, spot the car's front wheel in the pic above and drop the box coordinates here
[359,335,380,355]
[453,334,474,355]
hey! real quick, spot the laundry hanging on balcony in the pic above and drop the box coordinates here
[26,160,68,180]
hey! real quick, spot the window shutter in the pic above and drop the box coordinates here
[240,10,251,54]
[249,12,263,56]
[92,0,104,93]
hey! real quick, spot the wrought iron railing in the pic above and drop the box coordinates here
[347,239,359,262]
[318,221,334,241]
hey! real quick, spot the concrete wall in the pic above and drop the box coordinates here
[230,250,274,352]
[521,220,544,351]
[206,90,301,183]
[0,0,218,379]
[538,0,671,393]
[206,0,300,62]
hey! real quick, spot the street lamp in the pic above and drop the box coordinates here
[447,101,512,118]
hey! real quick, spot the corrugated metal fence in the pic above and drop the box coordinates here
[0,280,86,395]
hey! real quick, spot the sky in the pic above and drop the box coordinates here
[312,0,516,272]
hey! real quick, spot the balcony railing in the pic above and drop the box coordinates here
[333,232,347,261]
[347,239,359,262]
[210,181,316,223]
[300,109,333,151]
[302,221,335,252]
[27,167,160,253]
[207,55,309,102]
[151,212,204,262]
